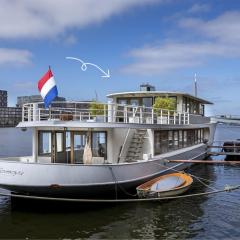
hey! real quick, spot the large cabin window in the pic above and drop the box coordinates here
[183,97,202,115]
[92,132,107,159]
[38,130,108,163]
[154,128,208,155]
[38,131,52,156]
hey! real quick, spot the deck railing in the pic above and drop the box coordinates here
[22,102,190,125]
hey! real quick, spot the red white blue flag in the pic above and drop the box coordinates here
[38,68,58,108]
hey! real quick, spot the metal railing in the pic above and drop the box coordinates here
[22,102,190,125]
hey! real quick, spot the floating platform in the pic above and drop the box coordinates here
[207,140,240,157]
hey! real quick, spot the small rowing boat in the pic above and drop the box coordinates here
[136,172,193,198]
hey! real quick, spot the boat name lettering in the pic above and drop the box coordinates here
[0,168,24,176]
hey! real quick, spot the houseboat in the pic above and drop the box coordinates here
[0,84,216,198]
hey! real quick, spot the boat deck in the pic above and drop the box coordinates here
[22,102,190,125]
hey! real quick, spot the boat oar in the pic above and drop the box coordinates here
[166,160,240,165]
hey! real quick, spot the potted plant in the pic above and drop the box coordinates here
[153,97,176,124]
[89,101,106,122]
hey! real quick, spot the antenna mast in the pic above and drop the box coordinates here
[194,73,198,97]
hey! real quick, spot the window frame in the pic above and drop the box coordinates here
[38,130,52,157]
[91,131,108,160]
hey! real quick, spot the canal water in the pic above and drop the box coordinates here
[0,125,239,239]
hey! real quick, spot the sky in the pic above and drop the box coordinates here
[1,0,240,115]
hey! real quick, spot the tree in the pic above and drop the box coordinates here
[90,101,106,116]
[153,97,176,115]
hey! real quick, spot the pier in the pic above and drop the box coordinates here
[211,115,240,125]
[207,140,240,157]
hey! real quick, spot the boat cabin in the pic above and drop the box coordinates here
[107,84,212,116]
[17,85,213,165]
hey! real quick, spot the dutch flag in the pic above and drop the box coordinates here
[38,68,58,108]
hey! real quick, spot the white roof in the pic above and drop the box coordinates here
[107,91,213,104]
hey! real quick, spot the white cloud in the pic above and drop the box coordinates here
[0,48,32,65]
[0,0,159,40]
[187,3,210,14]
[64,35,78,45]
[122,11,240,75]
[180,11,240,43]
[0,0,161,65]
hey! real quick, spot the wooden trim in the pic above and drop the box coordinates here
[51,131,55,163]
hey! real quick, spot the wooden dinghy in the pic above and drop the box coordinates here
[136,172,193,198]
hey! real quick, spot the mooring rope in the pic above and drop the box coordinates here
[108,166,118,199]
[0,184,239,203]
[108,166,137,197]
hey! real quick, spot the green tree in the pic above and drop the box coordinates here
[153,97,176,115]
[90,101,106,116]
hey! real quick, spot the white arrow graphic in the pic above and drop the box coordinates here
[66,57,110,78]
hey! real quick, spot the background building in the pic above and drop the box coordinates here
[0,90,21,127]
[0,90,7,107]
[17,95,66,107]
[0,107,22,127]
[0,92,92,127]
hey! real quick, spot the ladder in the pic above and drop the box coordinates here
[125,129,147,162]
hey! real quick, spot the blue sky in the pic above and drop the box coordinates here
[1,0,240,115]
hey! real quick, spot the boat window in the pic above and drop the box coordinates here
[130,99,139,107]
[142,98,153,108]
[183,97,201,114]
[65,131,71,163]
[183,130,188,147]
[92,132,107,159]
[56,132,64,152]
[38,131,52,156]
[200,104,205,116]
[65,132,71,151]
[117,99,128,105]
[74,133,86,164]
[154,128,208,155]
[178,130,183,148]
[173,131,179,149]
[142,98,153,112]
[154,131,168,154]
[168,131,173,151]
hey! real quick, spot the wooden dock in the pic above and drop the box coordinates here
[167,159,240,165]
[207,144,240,156]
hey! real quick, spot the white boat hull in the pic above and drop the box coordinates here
[0,144,207,198]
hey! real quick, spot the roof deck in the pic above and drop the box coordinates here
[107,91,213,105]
[21,102,191,126]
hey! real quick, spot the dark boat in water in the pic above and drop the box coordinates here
[222,140,240,161]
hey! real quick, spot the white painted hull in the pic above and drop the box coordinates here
[0,144,207,198]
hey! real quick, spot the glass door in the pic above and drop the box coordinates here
[54,132,66,163]
[73,132,86,164]
[51,131,87,164]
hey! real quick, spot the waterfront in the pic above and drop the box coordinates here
[0,125,239,239]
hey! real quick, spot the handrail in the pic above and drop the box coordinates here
[21,102,190,125]
[118,128,131,162]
